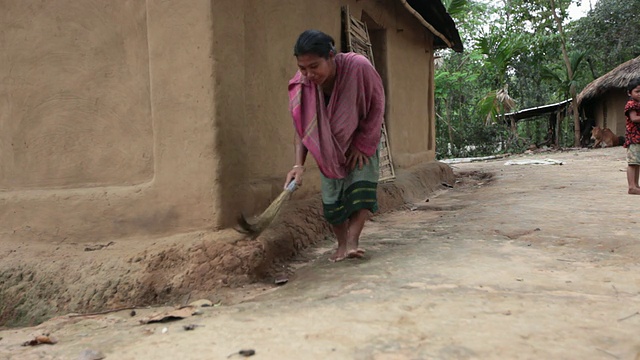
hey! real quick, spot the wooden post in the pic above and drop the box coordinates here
[555,111,561,147]
[548,113,556,146]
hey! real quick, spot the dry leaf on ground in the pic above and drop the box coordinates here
[139,306,198,324]
[22,334,58,346]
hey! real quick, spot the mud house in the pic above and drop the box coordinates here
[577,56,640,138]
[1,1,462,243]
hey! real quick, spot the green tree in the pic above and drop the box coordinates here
[476,33,525,125]
[433,0,634,157]
[549,0,581,146]
[541,50,587,101]
[569,0,640,81]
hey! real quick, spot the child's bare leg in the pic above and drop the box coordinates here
[627,165,640,194]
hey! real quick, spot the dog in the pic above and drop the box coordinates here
[591,126,622,148]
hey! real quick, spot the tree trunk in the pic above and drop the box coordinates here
[586,58,598,79]
[550,0,581,147]
[569,85,580,147]
[446,99,453,146]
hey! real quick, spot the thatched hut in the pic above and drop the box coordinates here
[577,56,640,138]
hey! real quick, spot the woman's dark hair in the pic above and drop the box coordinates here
[627,77,640,92]
[293,30,336,58]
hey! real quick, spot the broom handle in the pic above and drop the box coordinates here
[285,179,297,192]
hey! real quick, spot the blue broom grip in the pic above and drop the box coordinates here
[285,179,297,192]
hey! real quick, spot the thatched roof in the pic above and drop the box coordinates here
[577,56,640,106]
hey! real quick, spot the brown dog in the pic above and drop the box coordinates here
[591,126,621,148]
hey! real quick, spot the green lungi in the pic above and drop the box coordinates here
[320,149,379,225]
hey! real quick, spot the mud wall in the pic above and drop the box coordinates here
[0,1,221,242]
[592,90,627,136]
[1,0,442,241]
[376,4,436,169]
[215,0,438,226]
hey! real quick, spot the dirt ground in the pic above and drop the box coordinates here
[2,146,640,359]
[0,161,450,329]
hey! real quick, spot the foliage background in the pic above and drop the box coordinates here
[435,0,640,159]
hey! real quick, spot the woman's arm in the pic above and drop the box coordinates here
[284,132,308,188]
[293,132,308,166]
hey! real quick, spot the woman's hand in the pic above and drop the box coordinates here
[346,145,369,170]
[284,166,305,189]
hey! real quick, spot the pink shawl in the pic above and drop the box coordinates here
[288,53,385,179]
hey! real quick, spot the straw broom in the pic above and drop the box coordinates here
[237,180,297,235]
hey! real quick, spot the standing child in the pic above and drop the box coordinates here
[624,78,640,194]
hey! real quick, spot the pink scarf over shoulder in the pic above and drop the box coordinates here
[288,52,385,179]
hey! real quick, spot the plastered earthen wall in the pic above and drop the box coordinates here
[216,0,437,226]
[592,90,627,136]
[2,0,441,241]
[1,1,221,242]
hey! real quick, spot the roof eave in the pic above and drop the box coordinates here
[400,0,464,52]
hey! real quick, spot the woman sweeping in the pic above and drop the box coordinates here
[284,30,385,262]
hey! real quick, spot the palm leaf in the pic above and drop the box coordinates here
[445,0,468,16]
[477,91,499,125]
[496,87,516,112]
[540,66,562,82]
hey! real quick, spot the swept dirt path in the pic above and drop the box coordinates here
[2,147,639,360]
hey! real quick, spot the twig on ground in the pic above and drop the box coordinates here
[617,311,639,322]
[595,348,620,359]
[84,242,115,252]
[68,306,139,318]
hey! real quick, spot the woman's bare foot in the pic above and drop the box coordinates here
[329,247,347,262]
[628,187,640,195]
[345,235,365,259]
[346,249,365,259]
